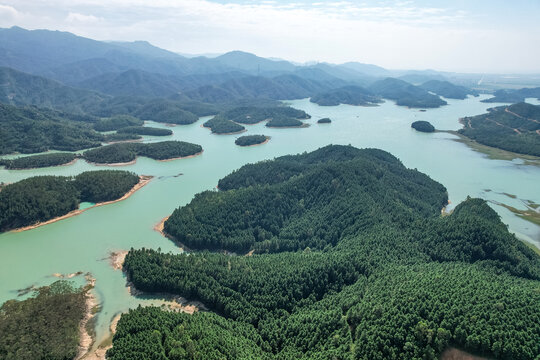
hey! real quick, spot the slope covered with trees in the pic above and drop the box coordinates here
[482,87,540,103]
[0,281,87,360]
[117,126,172,136]
[310,85,382,106]
[459,102,540,156]
[111,145,540,359]
[0,103,104,154]
[82,141,202,164]
[419,80,478,100]
[0,170,139,232]
[369,78,447,108]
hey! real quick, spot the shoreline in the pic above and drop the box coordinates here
[86,159,137,167]
[157,150,204,162]
[153,216,170,237]
[75,275,98,360]
[201,124,247,135]
[11,175,153,233]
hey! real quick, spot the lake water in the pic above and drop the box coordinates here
[1,94,539,347]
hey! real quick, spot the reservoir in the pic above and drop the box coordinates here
[1,94,539,347]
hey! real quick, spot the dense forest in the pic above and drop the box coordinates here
[111,145,540,359]
[0,152,76,169]
[93,114,143,131]
[235,135,268,146]
[219,106,310,124]
[411,120,435,133]
[82,141,202,164]
[0,281,87,360]
[203,117,246,134]
[458,102,540,156]
[117,126,173,136]
[0,103,103,154]
[310,86,382,106]
[0,170,139,231]
[368,78,448,108]
[482,87,540,103]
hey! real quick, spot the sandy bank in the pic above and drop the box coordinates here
[153,216,170,236]
[11,175,153,233]
[75,275,98,360]
[109,250,129,270]
[87,159,137,167]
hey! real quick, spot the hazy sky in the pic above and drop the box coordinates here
[1,0,539,73]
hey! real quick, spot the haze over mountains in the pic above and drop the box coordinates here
[1,26,537,114]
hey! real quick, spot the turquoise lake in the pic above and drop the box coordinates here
[1,94,539,348]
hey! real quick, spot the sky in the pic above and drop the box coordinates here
[1,0,539,73]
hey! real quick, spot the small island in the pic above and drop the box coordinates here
[117,126,173,136]
[235,135,269,147]
[0,170,143,232]
[266,116,307,128]
[203,117,246,134]
[317,118,332,124]
[221,106,310,124]
[0,153,77,170]
[411,120,435,133]
[83,141,203,164]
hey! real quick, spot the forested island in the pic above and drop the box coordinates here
[368,78,448,108]
[318,117,332,124]
[203,117,246,134]
[235,135,269,146]
[82,141,202,164]
[0,280,89,360]
[458,102,540,156]
[0,103,103,154]
[203,106,310,133]
[419,80,478,100]
[0,153,77,169]
[310,85,382,106]
[113,145,540,359]
[0,170,140,232]
[411,120,435,133]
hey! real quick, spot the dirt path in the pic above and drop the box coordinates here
[11,175,153,233]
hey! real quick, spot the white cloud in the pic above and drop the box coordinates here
[65,12,101,24]
[0,4,18,22]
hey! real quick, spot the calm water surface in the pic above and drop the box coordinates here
[1,94,539,346]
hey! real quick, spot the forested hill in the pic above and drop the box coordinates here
[115,145,540,359]
[459,102,540,156]
[482,87,540,103]
[419,80,478,100]
[369,77,448,108]
[310,85,382,106]
[0,103,103,154]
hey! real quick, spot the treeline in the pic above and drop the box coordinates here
[0,170,139,231]
[235,135,268,146]
[0,153,76,169]
[0,281,87,360]
[114,145,540,359]
[459,102,540,157]
[82,141,202,164]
